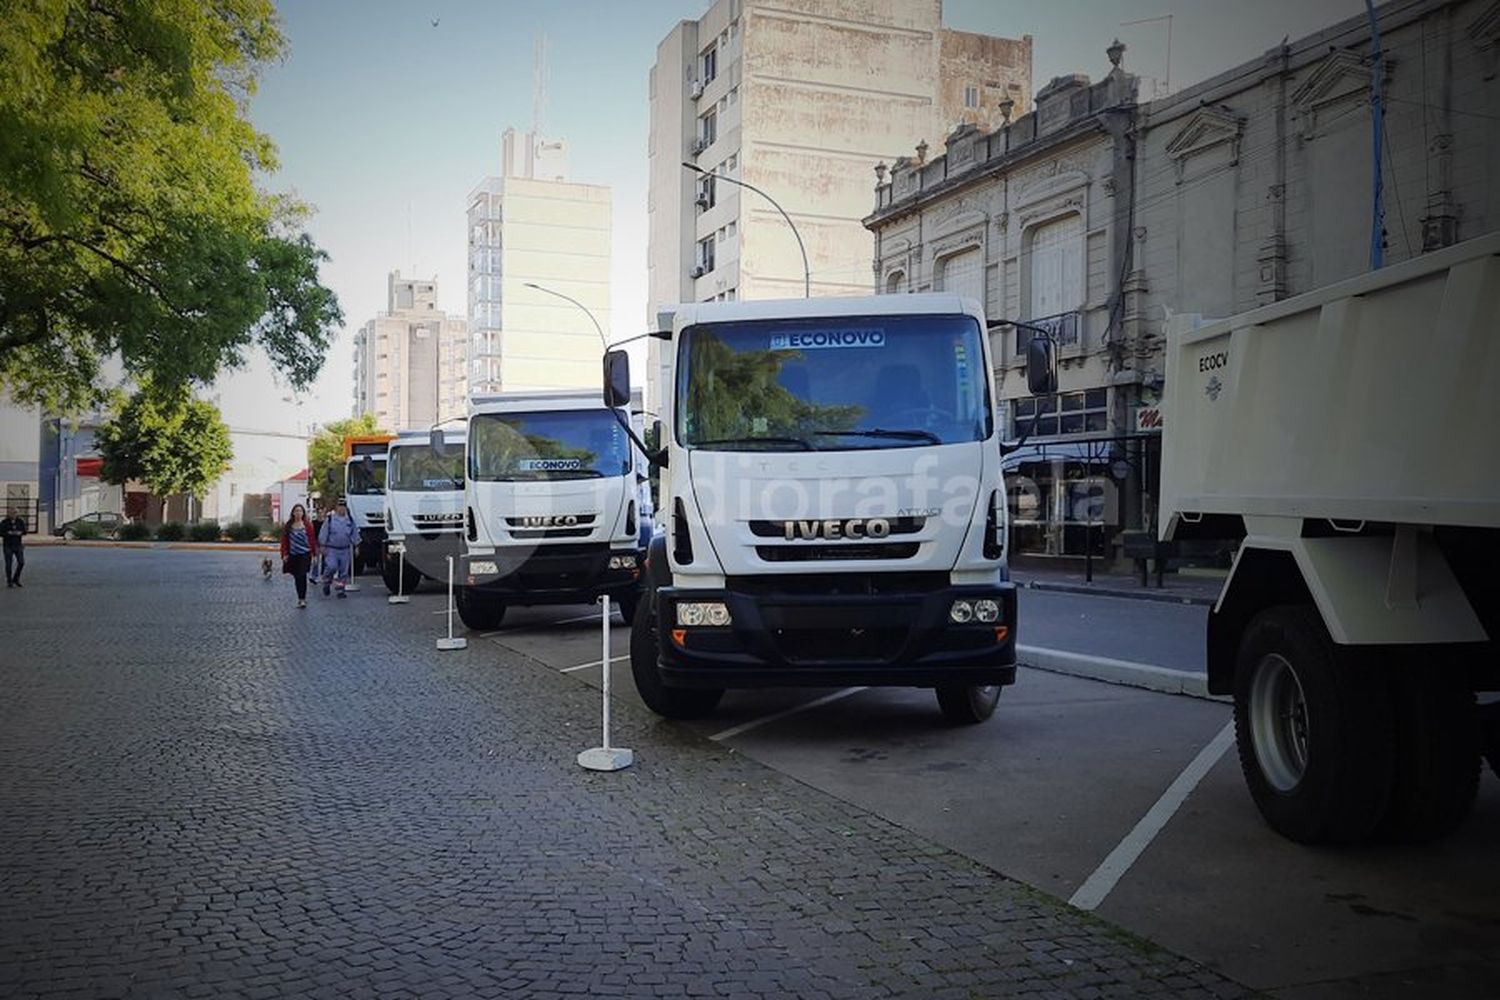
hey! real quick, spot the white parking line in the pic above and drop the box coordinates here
[560,659,603,673]
[709,687,868,742]
[1068,720,1236,912]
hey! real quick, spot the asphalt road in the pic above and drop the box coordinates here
[1017,589,1207,673]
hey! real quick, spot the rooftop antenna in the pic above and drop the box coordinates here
[532,34,548,137]
[1121,13,1172,97]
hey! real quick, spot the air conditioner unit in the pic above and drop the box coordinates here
[695,194,711,209]
[691,138,709,155]
[689,266,705,279]
[690,80,704,99]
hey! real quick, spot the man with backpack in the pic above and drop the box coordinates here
[318,498,361,598]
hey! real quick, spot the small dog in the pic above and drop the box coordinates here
[261,557,275,580]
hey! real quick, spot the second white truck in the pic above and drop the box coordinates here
[456,389,649,630]
[382,428,466,594]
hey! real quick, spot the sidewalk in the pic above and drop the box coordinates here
[1012,560,1223,606]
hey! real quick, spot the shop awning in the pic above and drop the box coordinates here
[1001,442,1101,470]
[75,456,104,477]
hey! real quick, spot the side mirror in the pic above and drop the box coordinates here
[604,349,631,409]
[1026,336,1057,396]
[429,427,445,456]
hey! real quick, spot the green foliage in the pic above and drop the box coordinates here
[225,521,261,542]
[97,381,233,504]
[680,336,862,445]
[0,0,343,413]
[643,421,661,511]
[155,521,184,541]
[189,521,222,542]
[70,520,102,539]
[307,414,382,504]
[117,522,151,541]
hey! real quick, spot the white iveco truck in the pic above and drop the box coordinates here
[1027,233,1500,843]
[455,389,649,630]
[607,294,1016,724]
[381,429,466,595]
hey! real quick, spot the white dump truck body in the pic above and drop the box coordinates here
[1155,232,1499,844]
[1163,233,1500,536]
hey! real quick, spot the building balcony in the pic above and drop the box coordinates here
[1014,310,1081,354]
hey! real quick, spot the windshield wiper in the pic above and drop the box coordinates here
[810,428,942,445]
[692,436,814,451]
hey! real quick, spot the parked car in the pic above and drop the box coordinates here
[53,511,125,539]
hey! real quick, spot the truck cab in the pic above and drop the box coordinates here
[381,429,466,594]
[618,294,1016,723]
[343,434,394,573]
[456,389,649,630]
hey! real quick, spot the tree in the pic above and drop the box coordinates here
[0,0,342,414]
[307,414,382,506]
[97,383,233,516]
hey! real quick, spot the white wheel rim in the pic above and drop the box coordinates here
[1249,653,1310,792]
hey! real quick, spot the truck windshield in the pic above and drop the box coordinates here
[388,444,464,492]
[345,459,385,495]
[470,410,631,481]
[677,314,991,451]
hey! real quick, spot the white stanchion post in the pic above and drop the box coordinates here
[435,554,467,651]
[387,544,410,605]
[577,594,633,771]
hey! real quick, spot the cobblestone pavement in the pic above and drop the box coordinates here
[0,548,1254,999]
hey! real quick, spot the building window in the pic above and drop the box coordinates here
[1027,214,1084,321]
[964,85,980,109]
[696,174,715,211]
[696,236,715,274]
[1012,388,1107,438]
[701,46,717,84]
[935,247,983,303]
[885,270,907,294]
[700,110,717,146]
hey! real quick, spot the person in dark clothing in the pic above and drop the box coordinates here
[279,504,318,608]
[1,509,25,588]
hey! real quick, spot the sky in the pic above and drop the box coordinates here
[220,0,1367,435]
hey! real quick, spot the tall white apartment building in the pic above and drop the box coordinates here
[646,0,1032,404]
[467,128,613,395]
[353,272,468,431]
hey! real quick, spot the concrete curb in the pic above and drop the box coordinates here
[1016,579,1217,608]
[1017,644,1223,701]
[33,539,277,553]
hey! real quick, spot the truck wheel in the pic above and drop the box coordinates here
[455,586,506,631]
[615,591,640,626]
[1379,668,1480,842]
[1233,606,1393,844]
[381,558,402,595]
[936,684,1001,724]
[381,559,422,595]
[630,597,722,719]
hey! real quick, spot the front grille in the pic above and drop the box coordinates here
[774,628,905,662]
[755,542,919,562]
[505,513,597,539]
[748,516,926,538]
[413,513,463,524]
[727,572,948,596]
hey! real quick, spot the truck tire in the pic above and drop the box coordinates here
[381,558,422,596]
[1379,668,1481,842]
[1232,606,1393,845]
[455,585,506,631]
[615,590,639,626]
[630,597,722,719]
[936,684,1001,724]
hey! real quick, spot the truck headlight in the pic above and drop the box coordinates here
[469,560,498,576]
[974,599,1001,623]
[948,600,974,624]
[608,554,638,570]
[949,599,1001,624]
[676,601,731,627]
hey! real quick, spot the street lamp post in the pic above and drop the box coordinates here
[523,282,609,349]
[682,161,809,298]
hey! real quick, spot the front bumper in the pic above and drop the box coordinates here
[461,543,642,605]
[656,582,1017,688]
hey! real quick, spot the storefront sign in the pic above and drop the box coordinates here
[1134,406,1164,433]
